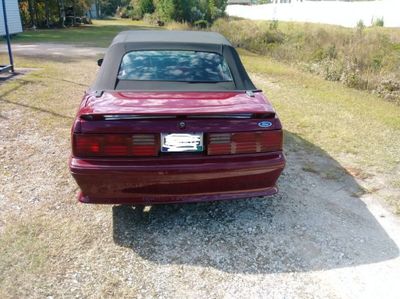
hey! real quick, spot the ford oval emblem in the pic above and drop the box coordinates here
[178,121,186,129]
[258,121,272,128]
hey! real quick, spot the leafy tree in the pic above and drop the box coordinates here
[151,0,227,24]
[18,0,93,28]
[99,0,131,16]
[131,0,155,18]
[154,0,175,20]
[18,0,227,28]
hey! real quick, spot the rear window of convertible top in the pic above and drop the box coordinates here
[117,50,233,83]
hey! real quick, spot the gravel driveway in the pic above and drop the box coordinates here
[0,44,399,298]
[0,43,106,58]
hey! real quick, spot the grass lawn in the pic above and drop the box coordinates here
[240,49,400,168]
[4,19,400,214]
[13,19,156,47]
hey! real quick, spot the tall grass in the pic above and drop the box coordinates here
[211,18,400,103]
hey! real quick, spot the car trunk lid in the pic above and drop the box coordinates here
[79,91,276,117]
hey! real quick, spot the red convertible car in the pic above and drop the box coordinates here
[69,30,285,204]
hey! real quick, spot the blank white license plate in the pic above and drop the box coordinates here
[161,133,204,152]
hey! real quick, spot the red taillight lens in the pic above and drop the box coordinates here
[103,135,131,156]
[74,135,102,156]
[207,130,282,155]
[73,134,159,157]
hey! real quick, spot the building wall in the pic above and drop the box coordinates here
[0,0,23,36]
[227,0,399,27]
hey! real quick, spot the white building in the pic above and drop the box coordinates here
[227,0,400,27]
[272,0,303,3]
[227,0,252,4]
[0,0,23,36]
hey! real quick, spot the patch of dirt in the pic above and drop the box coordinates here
[344,166,373,180]
[251,73,282,91]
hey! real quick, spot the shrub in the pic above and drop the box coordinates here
[165,21,192,30]
[356,19,365,35]
[340,63,367,89]
[376,77,400,103]
[372,17,384,27]
[356,19,365,29]
[142,13,158,24]
[269,20,279,31]
[119,6,134,18]
[194,20,208,28]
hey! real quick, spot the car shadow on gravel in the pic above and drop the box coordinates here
[112,131,399,274]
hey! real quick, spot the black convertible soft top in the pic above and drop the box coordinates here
[91,30,257,92]
[111,30,232,46]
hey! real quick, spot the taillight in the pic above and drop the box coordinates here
[73,134,159,157]
[132,134,158,156]
[207,131,282,155]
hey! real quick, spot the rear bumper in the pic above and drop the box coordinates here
[69,152,285,204]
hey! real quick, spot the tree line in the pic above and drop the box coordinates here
[123,0,228,25]
[18,0,130,28]
[18,0,227,28]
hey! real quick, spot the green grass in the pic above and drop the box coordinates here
[240,49,400,167]
[12,19,156,47]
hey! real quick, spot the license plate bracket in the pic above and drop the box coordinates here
[161,133,204,153]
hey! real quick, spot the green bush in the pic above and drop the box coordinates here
[131,0,155,19]
[194,19,208,28]
[128,0,227,24]
[119,6,134,18]
[356,19,365,31]
[142,12,159,24]
[372,17,384,27]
